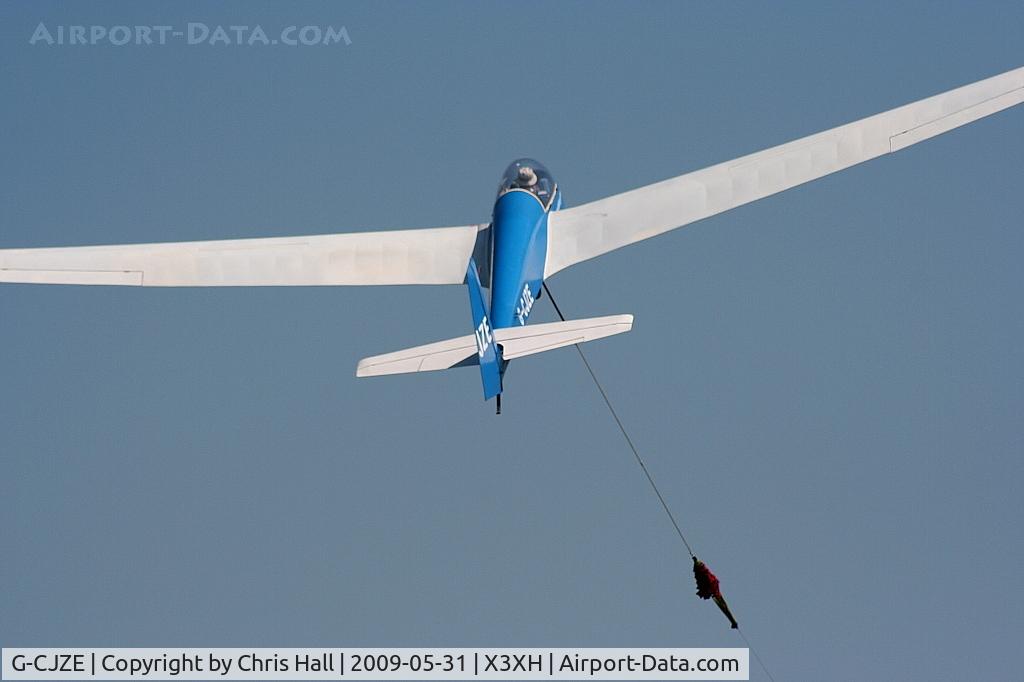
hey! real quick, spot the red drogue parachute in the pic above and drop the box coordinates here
[693,557,738,629]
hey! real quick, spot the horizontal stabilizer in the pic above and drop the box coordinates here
[496,314,633,360]
[356,314,633,377]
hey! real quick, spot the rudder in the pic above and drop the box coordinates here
[466,258,502,401]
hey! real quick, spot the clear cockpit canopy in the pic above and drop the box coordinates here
[497,158,555,206]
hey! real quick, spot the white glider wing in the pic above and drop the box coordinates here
[0,224,488,286]
[544,66,1024,277]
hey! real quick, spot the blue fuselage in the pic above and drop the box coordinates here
[489,187,562,330]
[468,159,563,405]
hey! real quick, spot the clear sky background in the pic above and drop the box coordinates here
[1,2,1022,680]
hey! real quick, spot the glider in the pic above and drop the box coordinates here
[2,67,1022,411]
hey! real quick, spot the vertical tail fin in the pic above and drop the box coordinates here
[466,258,502,401]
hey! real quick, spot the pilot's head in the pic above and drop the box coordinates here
[517,166,538,188]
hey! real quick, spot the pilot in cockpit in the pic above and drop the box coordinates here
[516,166,538,192]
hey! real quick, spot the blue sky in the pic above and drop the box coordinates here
[1,2,1022,680]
